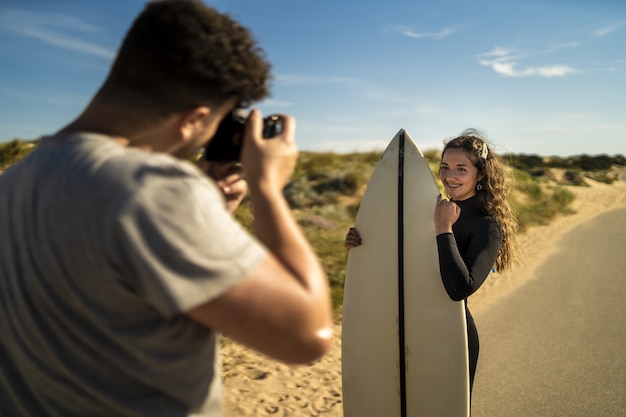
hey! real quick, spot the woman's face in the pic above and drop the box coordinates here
[439,148,483,201]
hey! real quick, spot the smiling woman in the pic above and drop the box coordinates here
[438,128,520,273]
[434,128,520,403]
[439,146,485,202]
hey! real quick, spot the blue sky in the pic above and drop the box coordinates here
[1,0,624,157]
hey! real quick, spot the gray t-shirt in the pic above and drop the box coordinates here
[0,133,267,416]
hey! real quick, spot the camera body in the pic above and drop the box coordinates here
[204,108,282,162]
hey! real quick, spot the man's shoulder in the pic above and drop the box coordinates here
[52,132,205,185]
[38,132,218,207]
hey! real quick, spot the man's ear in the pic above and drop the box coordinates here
[179,106,211,142]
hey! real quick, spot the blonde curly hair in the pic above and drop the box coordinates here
[442,128,520,271]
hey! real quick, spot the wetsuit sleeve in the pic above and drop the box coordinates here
[436,218,502,301]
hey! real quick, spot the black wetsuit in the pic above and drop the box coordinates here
[436,195,502,394]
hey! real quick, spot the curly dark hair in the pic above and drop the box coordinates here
[96,0,271,117]
[442,128,520,271]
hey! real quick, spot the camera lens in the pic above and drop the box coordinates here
[263,115,282,138]
[204,110,283,162]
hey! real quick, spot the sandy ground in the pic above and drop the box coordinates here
[221,175,626,417]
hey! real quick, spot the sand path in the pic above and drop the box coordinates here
[222,176,626,417]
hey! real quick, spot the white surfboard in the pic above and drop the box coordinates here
[341,129,470,417]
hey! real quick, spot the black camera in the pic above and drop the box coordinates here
[204,108,282,162]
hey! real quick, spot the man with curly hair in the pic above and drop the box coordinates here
[0,1,333,416]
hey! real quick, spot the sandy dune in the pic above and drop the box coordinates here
[222,176,626,417]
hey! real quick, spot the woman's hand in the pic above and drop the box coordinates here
[198,160,248,213]
[344,227,362,249]
[434,195,460,235]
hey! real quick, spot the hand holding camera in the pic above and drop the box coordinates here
[204,108,297,192]
[204,108,283,162]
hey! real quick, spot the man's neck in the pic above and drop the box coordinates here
[58,106,175,153]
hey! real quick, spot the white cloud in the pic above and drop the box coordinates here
[481,60,579,77]
[0,9,114,59]
[533,66,578,77]
[481,46,514,58]
[491,61,517,76]
[591,21,625,38]
[478,45,580,78]
[478,47,527,63]
[0,9,102,33]
[477,20,626,78]
[386,25,459,40]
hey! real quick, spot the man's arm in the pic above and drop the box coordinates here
[186,111,333,364]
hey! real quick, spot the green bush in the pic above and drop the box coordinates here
[0,139,37,171]
[514,184,575,232]
[562,170,587,186]
[584,170,617,185]
[514,169,543,199]
[552,186,575,206]
[423,149,441,164]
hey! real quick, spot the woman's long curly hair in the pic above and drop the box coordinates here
[442,128,520,271]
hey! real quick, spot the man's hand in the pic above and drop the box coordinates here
[240,110,298,193]
[198,160,248,213]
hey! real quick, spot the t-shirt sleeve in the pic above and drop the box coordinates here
[113,165,266,318]
[436,218,502,301]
